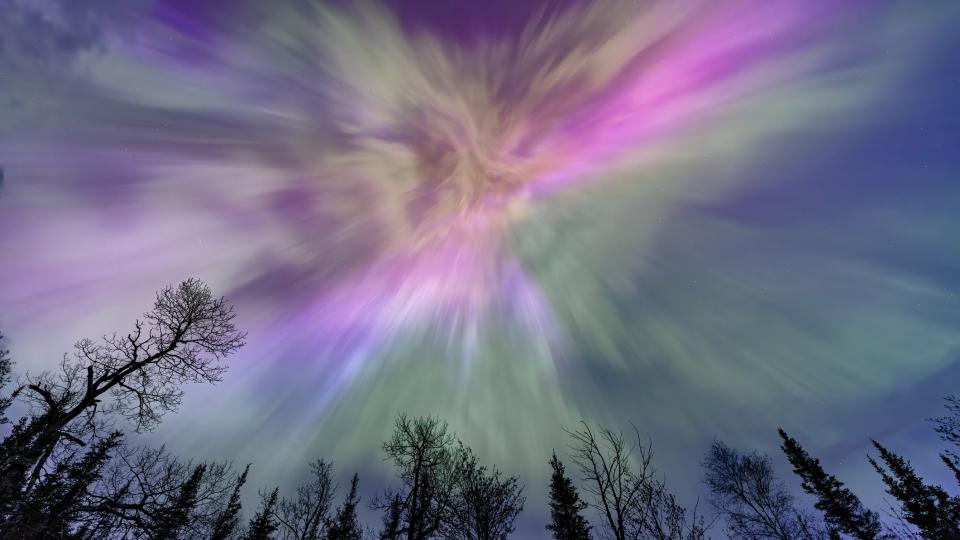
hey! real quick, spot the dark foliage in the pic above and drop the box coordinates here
[931,395,960,486]
[0,334,15,422]
[778,429,884,540]
[379,494,404,540]
[868,440,960,539]
[152,464,207,540]
[546,452,591,540]
[210,463,251,540]
[327,474,363,540]
[2,431,121,540]
[244,488,280,540]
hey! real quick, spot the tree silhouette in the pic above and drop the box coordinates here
[210,463,251,540]
[2,431,121,540]
[568,423,706,540]
[327,473,363,540]
[5,279,244,505]
[379,493,404,540]
[868,440,960,538]
[0,280,245,537]
[778,429,884,540]
[546,452,592,540]
[0,334,15,423]
[276,458,336,540]
[702,440,829,540]
[378,414,465,540]
[79,444,242,538]
[442,447,525,540]
[930,395,960,486]
[152,464,207,540]
[245,487,280,540]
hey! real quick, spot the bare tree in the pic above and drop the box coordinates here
[77,443,243,539]
[702,440,829,540]
[378,414,466,540]
[12,278,245,492]
[568,423,706,540]
[441,448,525,540]
[276,459,337,540]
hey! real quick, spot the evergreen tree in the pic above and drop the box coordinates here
[3,432,122,540]
[152,464,207,540]
[930,395,960,486]
[868,440,960,539]
[546,452,591,540]
[779,429,884,540]
[0,334,15,422]
[328,474,363,540]
[244,487,279,540]
[210,464,250,540]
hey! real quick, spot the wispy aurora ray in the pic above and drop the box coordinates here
[1,0,959,514]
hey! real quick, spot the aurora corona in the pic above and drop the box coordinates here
[1,1,959,530]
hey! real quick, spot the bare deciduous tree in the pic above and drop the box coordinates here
[276,458,337,540]
[78,444,242,539]
[15,279,245,490]
[568,423,707,540]
[442,448,525,540]
[378,414,466,540]
[703,440,828,540]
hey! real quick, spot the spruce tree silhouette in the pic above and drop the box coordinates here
[210,464,251,540]
[931,395,960,486]
[244,488,280,540]
[3,432,121,540]
[868,440,960,539]
[0,334,13,423]
[328,474,363,540]
[778,429,884,540]
[546,452,592,540]
[152,464,207,539]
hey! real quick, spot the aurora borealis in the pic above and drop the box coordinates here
[1,0,959,535]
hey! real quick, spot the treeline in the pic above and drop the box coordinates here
[1,280,959,539]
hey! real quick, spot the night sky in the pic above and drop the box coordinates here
[2,0,959,536]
